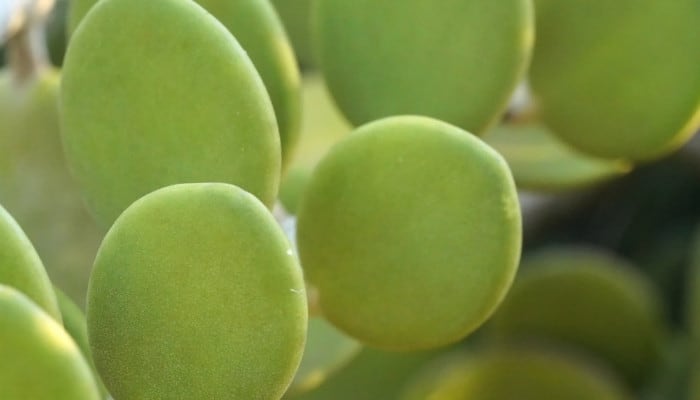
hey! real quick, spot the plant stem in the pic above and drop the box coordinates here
[4,0,53,83]
[306,285,323,318]
[504,82,541,125]
[1,0,28,43]
[7,23,49,82]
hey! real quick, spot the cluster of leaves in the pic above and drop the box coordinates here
[0,0,699,399]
